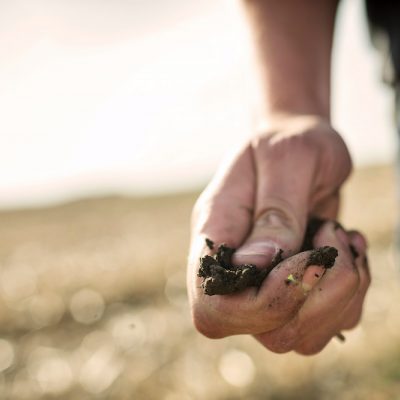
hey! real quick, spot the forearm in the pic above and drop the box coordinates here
[242,0,339,122]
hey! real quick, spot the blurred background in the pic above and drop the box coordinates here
[0,0,399,398]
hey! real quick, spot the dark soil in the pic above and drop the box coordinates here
[205,238,214,250]
[301,217,326,251]
[198,246,283,296]
[306,246,338,269]
[198,217,338,296]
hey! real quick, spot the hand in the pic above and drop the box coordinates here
[187,115,370,354]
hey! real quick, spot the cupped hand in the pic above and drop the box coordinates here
[187,115,370,354]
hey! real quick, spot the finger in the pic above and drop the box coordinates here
[294,229,370,352]
[190,145,255,249]
[339,231,370,329]
[188,145,257,337]
[233,134,318,267]
[291,225,365,354]
[293,236,370,354]
[347,230,368,262]
[252,250,326,331]
[189,144,255,269]
[254,222,360,353]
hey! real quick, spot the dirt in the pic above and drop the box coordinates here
[205,238,214,250]
[301,217,325,251]
[198,217,339,296]
[306,246,338,269]
[198,245,283,296]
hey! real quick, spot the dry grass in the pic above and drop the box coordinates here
[0,164,398,399]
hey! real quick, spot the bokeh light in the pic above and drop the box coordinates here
[69,289,105,325]
[29,293,65,328]
[79,342,123,394]
[0,340,14,372]
[27,347,73,395]
[219,349,255,387]
[1,263,37,304]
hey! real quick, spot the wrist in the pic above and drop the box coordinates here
[256,112,332,133]
[259,87,331,125]
[264,96,330,124]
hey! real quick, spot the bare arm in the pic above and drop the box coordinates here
[243,0,338,120]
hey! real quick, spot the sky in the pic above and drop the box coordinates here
[0,0,397,208]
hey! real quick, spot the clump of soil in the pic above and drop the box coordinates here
[301,217,326,251]
[198,246,283,296]
[198,217,338,296]
[306,246,338,269]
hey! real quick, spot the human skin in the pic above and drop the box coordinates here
[187,0,371,355]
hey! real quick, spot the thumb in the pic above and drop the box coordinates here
[232,130,324,268]
[232,205,305,268]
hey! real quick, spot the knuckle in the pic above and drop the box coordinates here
[255,205,297,231]
[341,318,359,331]
[253,203,303,246]
[294,337,331,356]
[192,306,225,339]
[265,130,320,159]
[322,130,353,184]
[341,309,362,330]
[260,336,295,354]
[258,324,299,354]
[294,340,327,356]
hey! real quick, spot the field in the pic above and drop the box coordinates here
[0,164,398,399]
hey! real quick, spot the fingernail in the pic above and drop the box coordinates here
[233,242,278,267]
[301,265,326,293]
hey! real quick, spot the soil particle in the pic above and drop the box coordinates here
[205,238,214,250]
